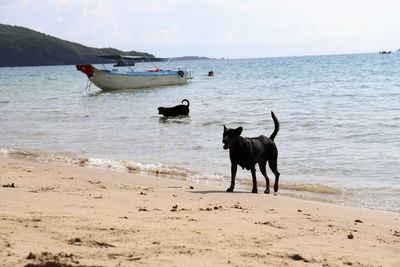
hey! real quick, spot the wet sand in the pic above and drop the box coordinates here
[1,157,399,266]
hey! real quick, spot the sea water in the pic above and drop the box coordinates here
[1,53,400,212]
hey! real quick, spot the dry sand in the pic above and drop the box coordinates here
[0,157,399,266]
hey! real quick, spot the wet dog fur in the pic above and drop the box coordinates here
[222,111,280,194]
[158,99,190,117]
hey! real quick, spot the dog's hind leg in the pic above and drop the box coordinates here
[227,163,237,192]
[250,167,258,193]
[268,159,280,193]
[259,161,270,194]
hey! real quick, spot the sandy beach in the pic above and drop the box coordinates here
[0,157,399,267]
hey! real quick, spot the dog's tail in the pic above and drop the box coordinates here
[269,111,280,141]
[182,99,190,107]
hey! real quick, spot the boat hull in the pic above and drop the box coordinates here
[76,64,188,91]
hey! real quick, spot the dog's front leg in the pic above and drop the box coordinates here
[227,163,237,192]
[250,167,257,193]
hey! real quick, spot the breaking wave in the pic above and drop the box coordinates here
[1,147,194,178]
[279,183,342,194]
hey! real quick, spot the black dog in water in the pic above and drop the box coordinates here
[158,99,190,117]
[222,111,280,194]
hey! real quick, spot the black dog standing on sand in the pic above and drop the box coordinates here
[222,111,280,194]
[158,99,190,117]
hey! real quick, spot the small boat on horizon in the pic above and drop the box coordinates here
[76,55,193,91]
[379,51,392,54]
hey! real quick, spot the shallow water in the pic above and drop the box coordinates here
[1,53,400,211]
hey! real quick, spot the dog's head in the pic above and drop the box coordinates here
[158,107,165,114]
[222,125,243,150]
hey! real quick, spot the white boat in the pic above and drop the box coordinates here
[76,55,192,91]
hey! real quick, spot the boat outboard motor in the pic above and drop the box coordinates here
[177,70,185,77]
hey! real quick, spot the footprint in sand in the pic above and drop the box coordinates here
[289,253,310,263]
[26,251,79,265]
[68,238,115,248]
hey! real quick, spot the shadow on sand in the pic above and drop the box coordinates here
[189,190,255,194]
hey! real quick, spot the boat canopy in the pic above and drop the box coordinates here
[98,55,165,61]
[98,55,166,67]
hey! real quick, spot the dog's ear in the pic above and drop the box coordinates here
[235,127,243,136]
[223,124,227,133]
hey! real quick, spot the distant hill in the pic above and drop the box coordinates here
[0,24,154,67]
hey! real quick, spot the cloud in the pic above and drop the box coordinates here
[55,0,71,8]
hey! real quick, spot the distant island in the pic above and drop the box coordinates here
[0,24,214,67]
[170,56,214,61]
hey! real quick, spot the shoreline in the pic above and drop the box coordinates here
[2,147,399,214]
[1,157,399,266]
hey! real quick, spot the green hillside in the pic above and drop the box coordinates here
[0,24,154,67]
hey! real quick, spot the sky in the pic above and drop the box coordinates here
[1,0,399,59]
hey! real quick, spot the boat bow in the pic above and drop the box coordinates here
[76,64,95,77]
